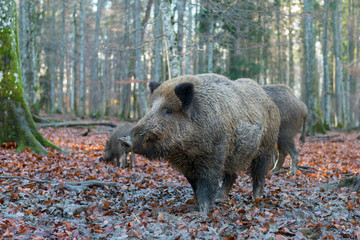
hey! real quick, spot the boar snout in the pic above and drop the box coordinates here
[119,136,133,151]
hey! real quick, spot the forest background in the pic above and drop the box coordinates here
[16,0,360,131]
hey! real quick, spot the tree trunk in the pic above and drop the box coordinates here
[70,0,77,115]
[288,0,294,89]
[50,1,57,113]
[134,0,148,118]
[0,0,59,155]
[207,13,214,73]
[153,0,162,82]
[276,0,282,83]
[120,0,131,120]
[57,0,66,113]
[19,0,38,114]
[177,0,185,74]
[78,0,86,117]
[333,0,344,127]
[185,1,193,75]
[304,0,324,134]
[322,0,331,128]
[160,0,181,79]
[90,0,103,116]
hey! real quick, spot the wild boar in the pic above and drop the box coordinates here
[102,122,135,169]
[121,74,280,213]
[261,84,308,175]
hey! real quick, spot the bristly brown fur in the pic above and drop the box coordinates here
[103,122,135,168]
[129,74,280,213]
[262,84,308,175]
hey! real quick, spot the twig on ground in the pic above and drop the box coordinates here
[0,175,121,192]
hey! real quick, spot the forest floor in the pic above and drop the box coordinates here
[0,124,359,239]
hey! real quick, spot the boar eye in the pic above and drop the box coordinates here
[163,108,173,116]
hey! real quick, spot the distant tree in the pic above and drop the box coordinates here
[322,0,331,129]
[303,0,325,134]
[0,0,58,155]
[78,0,86,117]
[19,0,39,114]
[333,0,345,127]
[160,0,180,79]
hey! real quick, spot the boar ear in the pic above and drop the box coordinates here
[174,82,194,116]
[149,81,161,94]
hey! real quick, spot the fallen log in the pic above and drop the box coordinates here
[37,121,117,128]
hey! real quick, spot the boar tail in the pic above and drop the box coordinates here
[299,116,306,145]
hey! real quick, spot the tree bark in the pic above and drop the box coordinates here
[19,0,38,113]
[185,1,193,75]
[153,0,162,82]
[304,0,324,134]
[57,0,66,113]
[78,0,86,117]
[177,0,186,74]
[288,0,294,89]
[70,0,77,115]
[135,0,148,118]
[322,0,331,128]
[160,0,181,79]
[333,0,344,127]
[90,0,103,116]
[0,0,59,155]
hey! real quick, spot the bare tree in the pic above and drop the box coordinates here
[185,1,193,75]
[19,0,38,113]
[134,0,148,117]
[160,0,180,79]
[153,0,162,82]
[177,0,186,74]
[322,0,331,128]
[90,0,103,116]
[70,0,77,114]
[333,0,345,127]
[304,0,323,134]
[78,0,86,117]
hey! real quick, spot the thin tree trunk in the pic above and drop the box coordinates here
[90,0,103,116]
[288,0,294,89]
[134,0,148,117]
[185,1,193,75]
[304,0,324,134]
[70,0,77,114]
[120,0,131,120]
[207,13,214,73]
[322,0,331,128]
[160,0,180,79]
[276,0,282,83]
[50,1,57,113]
[78,0,86,117]
[19,0,38,113]
[333,0,344,127]
[153,0,162,82]
[57,0,66,113]
[0,0,59,155]
[177,0,185,74]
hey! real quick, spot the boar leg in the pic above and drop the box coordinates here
[120,152,127,169]
[129,152,134,169]
[197,177,218,213]
[251,153,270,199]
[216,172,237,201]
[272,146,287,172]
[184,175,198,200]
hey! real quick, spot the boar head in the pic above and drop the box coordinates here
[130,77,198,160]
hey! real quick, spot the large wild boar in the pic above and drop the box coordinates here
[236,79,308,175]
[261,84,308,175]
[102,122,135,169]
[120,74,280,213]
